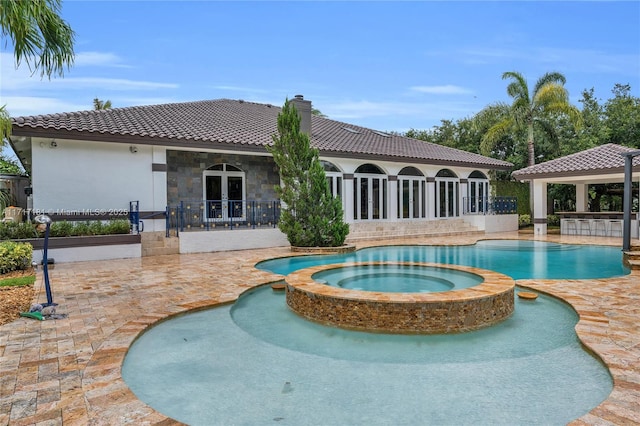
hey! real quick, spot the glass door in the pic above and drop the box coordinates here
[203,165,246,221]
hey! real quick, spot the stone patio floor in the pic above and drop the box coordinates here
[1,232,639,425]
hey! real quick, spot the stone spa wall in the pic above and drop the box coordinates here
[285,262,515,334]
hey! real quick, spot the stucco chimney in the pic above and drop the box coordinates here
[290,94,312,135]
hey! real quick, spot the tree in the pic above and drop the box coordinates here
[311,108,327,117]
[476,71,581,168]
[603,84,640,148]
[267,99,349,247]
[0,0,76,141]
[93,98,112,110]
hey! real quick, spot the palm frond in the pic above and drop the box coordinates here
[480,117,514,156]
[533,72,566,97]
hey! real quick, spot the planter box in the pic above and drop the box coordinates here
[18,234,142,263]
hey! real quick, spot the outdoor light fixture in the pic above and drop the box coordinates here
[35,214,56,307]
[130,145,138,153]
[50,140,57,148]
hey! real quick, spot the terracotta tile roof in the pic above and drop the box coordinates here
[11,98,512,170]
[512,143,640,180]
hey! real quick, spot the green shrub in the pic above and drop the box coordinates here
[0,241,33,274]
[0,219,131,240]
[0,222,38,240]
[70,221,90,236]
[518,214,531,227]
[49,221,73,237]
[104,219,131,235]
[88,221,104,235]
[547,214,560,227]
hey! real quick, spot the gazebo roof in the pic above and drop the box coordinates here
[512,143,640,183]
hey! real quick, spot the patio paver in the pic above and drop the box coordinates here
[0,232,639,425]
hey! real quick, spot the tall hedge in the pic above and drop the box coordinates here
[267,99,349,247]
[492,180,530,215]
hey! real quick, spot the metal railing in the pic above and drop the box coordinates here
[167,200,281,236]
[463,196,518,215]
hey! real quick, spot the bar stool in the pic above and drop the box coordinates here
[609,220,622,237]
[577,219,591,235]
[564,219,577,235]
[592,219,607,236]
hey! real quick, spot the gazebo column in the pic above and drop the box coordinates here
[533,180,548,235]
[575,183,588,212]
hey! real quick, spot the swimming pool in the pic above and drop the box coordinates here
[122,240,623,424]
[257,240,629,279]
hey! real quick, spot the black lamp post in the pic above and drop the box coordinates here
[35,214,56,307]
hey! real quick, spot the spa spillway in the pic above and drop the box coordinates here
[285,262,515,334]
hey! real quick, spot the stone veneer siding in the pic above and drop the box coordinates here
[166,150,280,205]
[286,262,515,334]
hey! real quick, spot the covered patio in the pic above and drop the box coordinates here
[512,143,640,240]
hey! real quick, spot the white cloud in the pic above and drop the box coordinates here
[411,85,474,95]
[1,52,178,92]
[74,51,132,68]
[320,99,475,123]
[0,96,89,116]
[46,77,179,91]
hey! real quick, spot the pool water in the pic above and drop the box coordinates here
[312,264,483,292]
[123,286,612,425]
[257,240,629,279]
[122,241,622,424]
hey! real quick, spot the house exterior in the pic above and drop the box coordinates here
[9,95,515,255]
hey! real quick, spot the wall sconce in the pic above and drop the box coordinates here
[50,140,57,148]
[129,145,138,154]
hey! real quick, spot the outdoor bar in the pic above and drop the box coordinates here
[557,212,638,237]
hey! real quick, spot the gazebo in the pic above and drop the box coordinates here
[512,143,640,239]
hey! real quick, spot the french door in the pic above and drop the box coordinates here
[353,175,387,220]
[436,179,459,218]
[204,170,245,221]
[399,177,426,219]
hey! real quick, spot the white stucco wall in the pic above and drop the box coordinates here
[179,228,289,253]
[32,244,141,263]
[30,138,167,231]
[463,214,518,233]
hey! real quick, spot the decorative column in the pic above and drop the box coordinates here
[533,180,548,235]
[388,176,398,220]
[426,177,436,219]
[343,174,354,223]
[151,146,168,232]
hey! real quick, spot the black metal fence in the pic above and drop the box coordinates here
[463,196,518,215]
[167,200,281,236]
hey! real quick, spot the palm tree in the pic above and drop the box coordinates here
[477,71,581,168]
[0,0,75,141]
[93,98,112,110]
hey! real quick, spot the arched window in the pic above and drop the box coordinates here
[467,171,489,214]
[435,169,459,218]
[321,160,343,198]
[203,163,246,221]
[398,167,426,219]
[353,164,387,220]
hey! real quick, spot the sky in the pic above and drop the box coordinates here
[1,0,639,135]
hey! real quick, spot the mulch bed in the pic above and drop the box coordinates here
[0,268,37,326]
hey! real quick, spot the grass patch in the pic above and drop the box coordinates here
[0,275,36,287]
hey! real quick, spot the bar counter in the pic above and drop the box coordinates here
[556,212,637,237]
